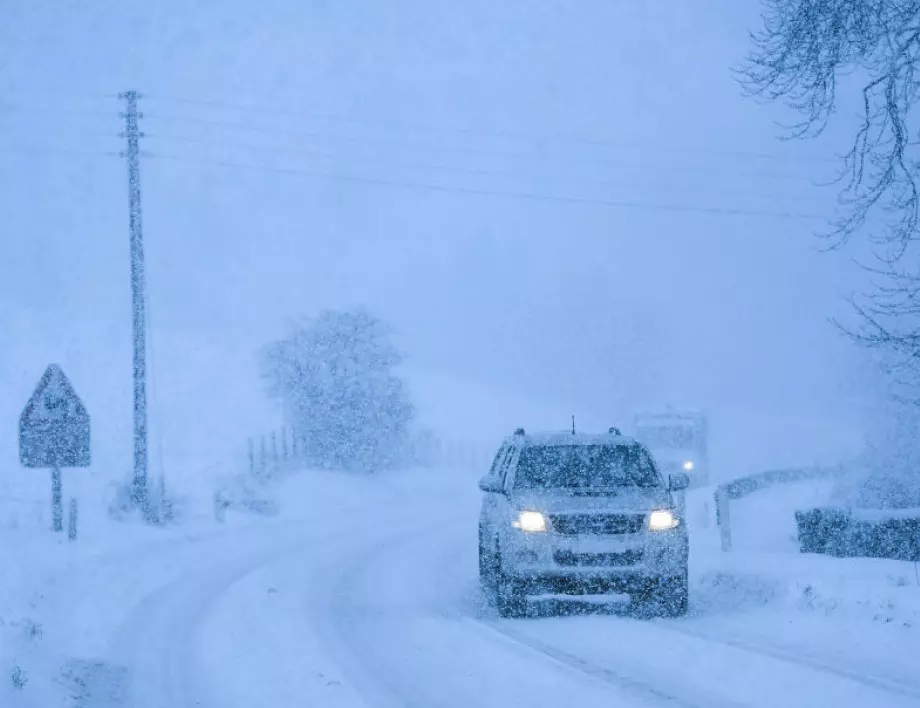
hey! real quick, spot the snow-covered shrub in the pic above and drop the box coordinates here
[106,480,135,521]
[9,665,26,691]
[214,474,279,518]
[107,477,186,525]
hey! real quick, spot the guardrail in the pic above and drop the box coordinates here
[714,464,848,551]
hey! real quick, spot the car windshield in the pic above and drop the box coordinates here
[513,444,659,489]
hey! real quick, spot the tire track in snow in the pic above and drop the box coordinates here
[96,490,423,708]
[470,619,747,708]
[429,530,920,708]
[651,620,920,702]
[404,528,742,708]
[315,518,466,708]
[109,521,398,708]
[110,544,318,708]
[321,520,729,708]
[109,563,237,708]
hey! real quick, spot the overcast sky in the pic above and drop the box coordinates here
[0,2,878,479]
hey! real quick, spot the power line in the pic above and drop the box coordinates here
[143,92,838,165]
[143,112,825,183]
[145,131,518,176]
[0,144,119,159]
[145,151,827,221]
[144,131,824,203]
[1,88,120,101]
[0,126,126,142]
[145,111,582,160]
[0,101,121,120]
[0,90,843,168]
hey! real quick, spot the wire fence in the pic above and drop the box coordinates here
[238,426,497,480]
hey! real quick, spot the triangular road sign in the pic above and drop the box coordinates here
[20,365,91,468]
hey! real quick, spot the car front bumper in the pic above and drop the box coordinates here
[501,527,688,590]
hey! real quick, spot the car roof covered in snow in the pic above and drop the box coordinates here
[506,431,643,448]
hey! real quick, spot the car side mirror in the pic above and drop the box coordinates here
[478,475,504,494]
[669,472,690,492]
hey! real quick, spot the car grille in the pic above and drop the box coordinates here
[548,513,645,535]
[553,550,644,567]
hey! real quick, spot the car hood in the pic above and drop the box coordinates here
[510,486,672,514]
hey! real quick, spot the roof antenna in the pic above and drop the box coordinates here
[572,414,576,435]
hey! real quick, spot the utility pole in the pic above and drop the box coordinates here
[120,91,149,515]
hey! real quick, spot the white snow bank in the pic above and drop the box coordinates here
[685,478,920,628]
[695,548,920,628]
[850,507,920,522]
[0,501,229,707]
[0,461,463,706]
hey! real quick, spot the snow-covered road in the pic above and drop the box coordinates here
[13,473,920,708]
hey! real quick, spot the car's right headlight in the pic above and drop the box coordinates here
[512,510,547,533]
[648,509,680,531]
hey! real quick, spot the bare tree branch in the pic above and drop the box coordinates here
[742,1,920,393]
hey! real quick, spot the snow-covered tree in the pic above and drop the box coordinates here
[261,309,415,472]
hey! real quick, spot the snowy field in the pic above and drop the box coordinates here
[0,367,910,707]
[2,464,920,708]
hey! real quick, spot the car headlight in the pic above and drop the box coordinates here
[512,510,547,533]
[682,460,694,471]
[648,509,680,531]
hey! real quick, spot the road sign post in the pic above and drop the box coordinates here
[19,365,91,533]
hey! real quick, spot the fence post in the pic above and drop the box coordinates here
[248,437,255,476]
[259,435,267,475]
[291,430,298,459]
[271,431,279,472]
[716,487,732,552]
[67,498,78,541]
[281,426,289,459]
[51,466,63,533]
[214,492,226,523]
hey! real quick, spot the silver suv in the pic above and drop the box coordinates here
[478,428,690,618]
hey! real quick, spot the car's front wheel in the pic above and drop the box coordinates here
[633,571,689,618]
[496,574,528,618]
[492,544,528,618]
[479,542,497,594]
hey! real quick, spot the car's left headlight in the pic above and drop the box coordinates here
[682,460,695,471]
[648,509,680,531]
[512,510,547,533]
